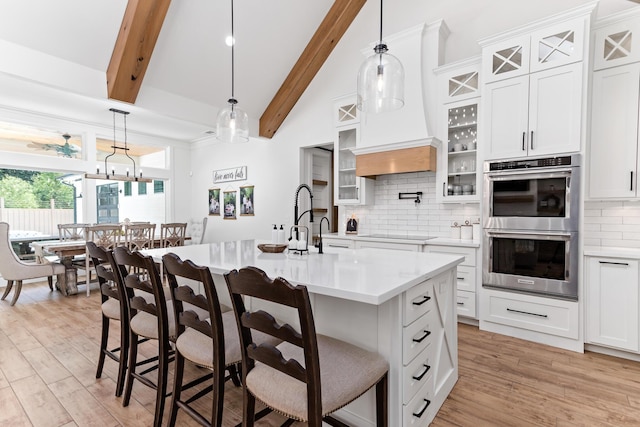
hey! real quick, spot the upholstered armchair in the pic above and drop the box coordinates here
[0,222,65,306]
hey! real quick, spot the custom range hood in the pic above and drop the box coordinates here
[354,21,448,178]
[353,138,440,178]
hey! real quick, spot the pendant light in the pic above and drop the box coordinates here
[84,108,152,183]
[216,0,249,143]
[356,0,404,113]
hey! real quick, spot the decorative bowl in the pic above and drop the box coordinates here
[257,244,288,253]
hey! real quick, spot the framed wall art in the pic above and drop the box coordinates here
[208,188,220,215]
[240,185,254,216]
[223,190,237,220]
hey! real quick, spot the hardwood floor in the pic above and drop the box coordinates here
[1,280,640,426]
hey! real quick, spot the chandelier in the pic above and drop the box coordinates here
[85,108,152,183]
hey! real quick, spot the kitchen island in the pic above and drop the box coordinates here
[143,240,463,426]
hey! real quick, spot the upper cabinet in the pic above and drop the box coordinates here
[333,96,374,205]
[484,62,583,160]
[593,12,640,71]
[588,11,640,200]
[482,19,586,83]
[480,5,594,161]
[434,57,481,203]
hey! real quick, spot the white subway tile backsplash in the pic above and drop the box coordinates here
[344,173,480,236]
[584,201,640,248]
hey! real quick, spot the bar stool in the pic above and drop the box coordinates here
[86,241,127,397]
[162,253,241,426]
[224,266,389,426]
[110,246,173,427]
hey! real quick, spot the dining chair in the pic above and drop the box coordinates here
[58,223,93,281]
[162,252,242,426]
[86,241,128,397]
[186,217,207,245]
[86,224,123,249]
[124,223,156,251]
[160,223,187,248]
[224,266,389,427]
[0,222,66,305]
[58,223,91,241]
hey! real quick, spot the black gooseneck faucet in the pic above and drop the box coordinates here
[316,216,330,254]
[294,184,313,240]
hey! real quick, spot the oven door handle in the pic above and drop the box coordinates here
[485,230,571,241]
[485,168,573,179]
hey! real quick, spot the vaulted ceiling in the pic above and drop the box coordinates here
[0,0,637,143]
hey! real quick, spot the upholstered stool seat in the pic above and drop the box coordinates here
[247,334,388,421]
[101,298,120,320]
[175,310,280,370]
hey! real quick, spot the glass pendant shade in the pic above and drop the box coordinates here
[216,99,249,143]
[357,44,405,113]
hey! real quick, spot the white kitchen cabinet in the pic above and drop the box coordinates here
[425,244,478,319]
[434,58,481,203]
[484,62,583,160]
[401,270,456,426]
[588,59,640,199]
[482,15,587,84]
[320,237,355,249]
[333,96,374,205]
[585,256,639,352]
[593,11,640,71]
[355,240,421,252]
[480,5,593,161]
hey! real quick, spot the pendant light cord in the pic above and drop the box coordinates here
[379,0,383,45]
[230,0,236,107]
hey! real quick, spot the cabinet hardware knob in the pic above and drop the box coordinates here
[412,295,431,306]
[412,399,431,418]
[413,330,431,343]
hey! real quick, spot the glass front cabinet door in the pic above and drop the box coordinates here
[333,96,373,205]
[442,99,479,202]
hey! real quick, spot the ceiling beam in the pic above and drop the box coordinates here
[107,0,172,104]
[259,0,366,138]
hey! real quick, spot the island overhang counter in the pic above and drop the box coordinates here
[142,240,463,426]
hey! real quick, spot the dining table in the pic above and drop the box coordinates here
[30,240,88,296]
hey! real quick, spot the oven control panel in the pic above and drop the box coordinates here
[488,155,575,171]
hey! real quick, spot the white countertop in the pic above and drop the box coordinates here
[584,246,640,259]
[323,233,480,248]
[142,239,464,305]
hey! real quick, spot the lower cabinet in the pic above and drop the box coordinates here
[355,240,422,251]
[401,270,456,426]
[585,256,640,352]
[320,237,355,249]
[481,288,579,340]
[425,244,479,319]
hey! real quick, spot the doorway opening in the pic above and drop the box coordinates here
[301,144,337,243]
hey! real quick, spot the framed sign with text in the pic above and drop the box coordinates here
[213,166,247,184]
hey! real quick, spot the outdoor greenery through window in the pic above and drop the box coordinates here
[0,169,74,208]
[138,181,147,195]
[124,181,132,196]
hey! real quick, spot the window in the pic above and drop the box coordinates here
[138,181,147,195]
[124,181,132,196]
[154,180,164,194]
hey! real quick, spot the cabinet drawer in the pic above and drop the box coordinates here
[403,341,434,404]
[455,265,475,292]
[403,378,434,427]
[321,238,354,249]
[426,245,475,267]
[403,279,434,326]
[456,290,476,318]
[483,290,578,339]
[403,309,436,365]
[355,241,420,251]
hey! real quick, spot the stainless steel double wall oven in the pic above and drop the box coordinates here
[483,154,580,300]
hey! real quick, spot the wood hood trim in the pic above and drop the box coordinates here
[353,137,441,178]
